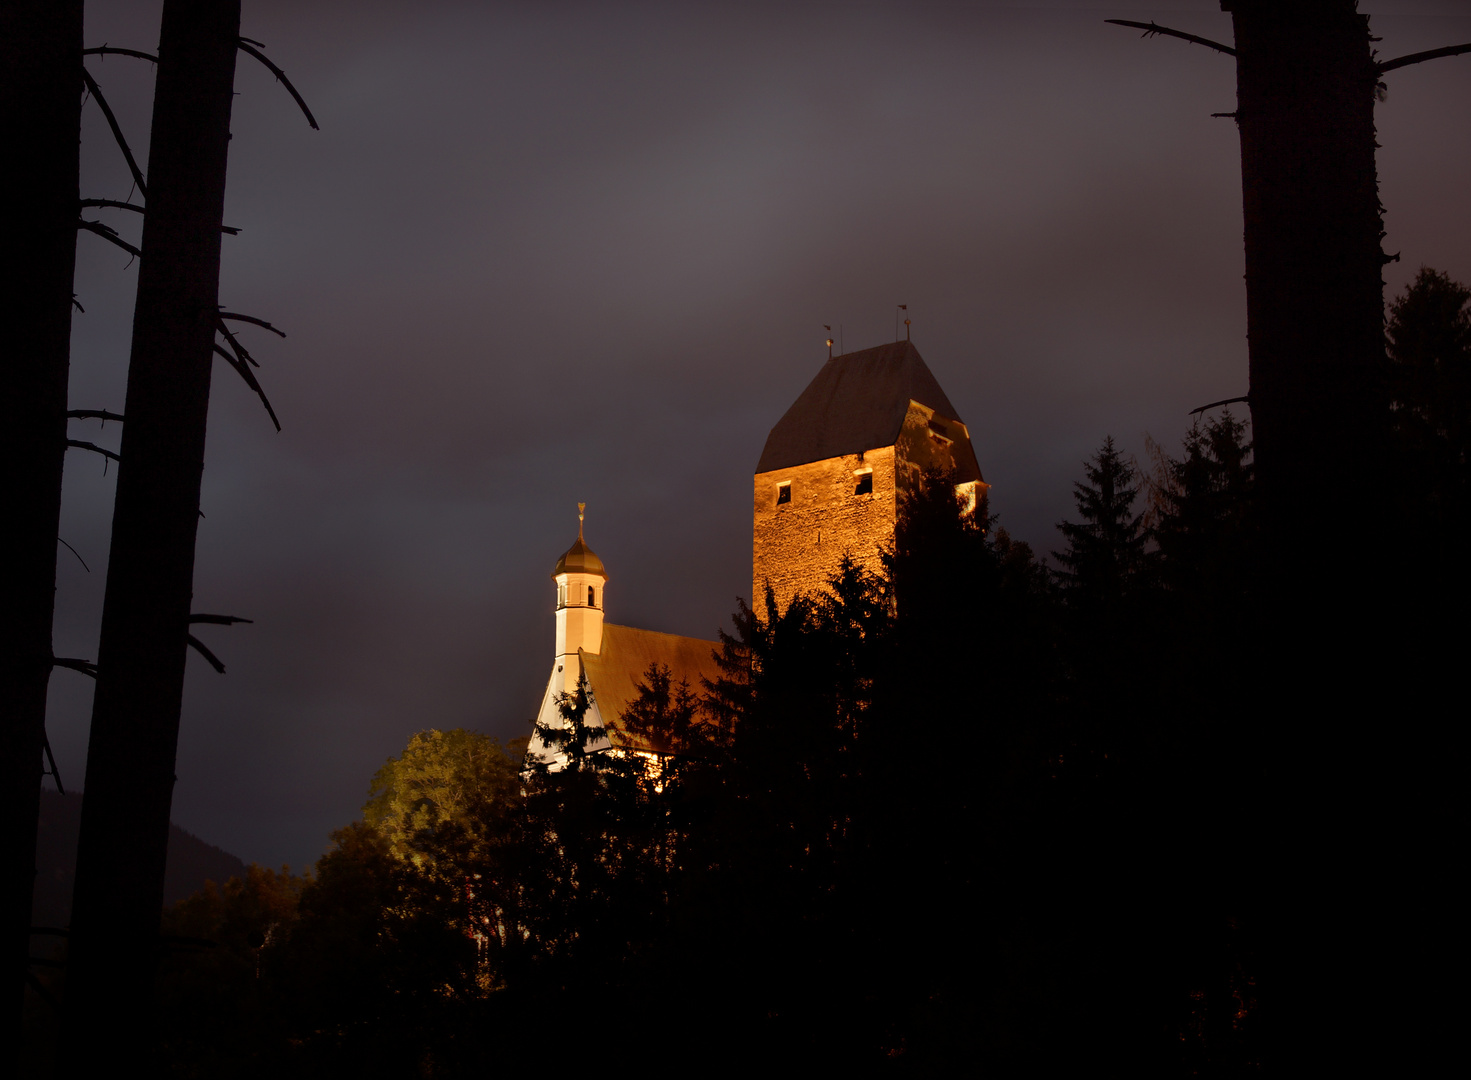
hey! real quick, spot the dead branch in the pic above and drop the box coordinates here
[1378,42,1471,75]
[72,295,84,313]
[189,614,253,625]
[67,439,121,463]
[1104,20,1236,58]
[237,40,319,130]
[52,658,98,679]
[67,409,125,423]
[58,537,91,573]
[212,344,282,431]
[43,733,64,795]
[1189,395,1249,416]
[83,45,158,64]
[78,219,142,259]
[215,316,260,366]
[79,68,147,198]
[79,198,144,214]
[85,198,234,234]
[186,634,226,674]
[219,310,286,337]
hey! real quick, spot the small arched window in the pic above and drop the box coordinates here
[588,585,596,607]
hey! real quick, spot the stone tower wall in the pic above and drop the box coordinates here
[752,445,897,618]
[751,401,986,619]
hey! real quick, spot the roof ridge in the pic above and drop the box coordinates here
[603,622,720,646]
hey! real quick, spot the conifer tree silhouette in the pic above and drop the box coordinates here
[1387,268,1471,559]
[1054,436,1146,608]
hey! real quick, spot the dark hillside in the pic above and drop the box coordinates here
[31,791,247,927]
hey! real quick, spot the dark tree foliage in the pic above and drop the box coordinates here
[1387,267,1471,566]
[132,451,1289,1074]
[1377,267,1471,1057]
[155,866,305,1073]
[612,662,709,758]
[1150,412,1254,591]
[1054,436,1148,609]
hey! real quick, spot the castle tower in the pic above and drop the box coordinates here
[753,341,986,617]
[551,502,607,694]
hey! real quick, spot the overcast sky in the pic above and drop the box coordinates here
[48,1,1471,870]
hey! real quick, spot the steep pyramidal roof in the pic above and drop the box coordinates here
[756,341,965,473]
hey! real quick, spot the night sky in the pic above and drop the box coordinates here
[49,1,1471,870]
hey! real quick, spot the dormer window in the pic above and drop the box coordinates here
[854,469,873,496]
[776,481,791,505]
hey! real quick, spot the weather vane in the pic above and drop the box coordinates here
[896,304,909,342]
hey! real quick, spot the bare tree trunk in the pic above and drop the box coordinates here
[0,0,82,1048]
[1222,5,1392,1064]
[1224,1,1388,576]
[62,0,240,1065]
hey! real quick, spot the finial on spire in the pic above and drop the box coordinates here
[825,325,834,362]
[577,502,586,540]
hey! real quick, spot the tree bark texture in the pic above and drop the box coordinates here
[1224,1,1388,581]
[0,0,83,1047]
[63,0,241,1063]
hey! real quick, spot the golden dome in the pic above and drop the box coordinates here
[551,503,608,579]
[552,535,607,579]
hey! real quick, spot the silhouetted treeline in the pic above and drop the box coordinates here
[83,267,1468,1076]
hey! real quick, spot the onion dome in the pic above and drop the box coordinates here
[551,503,608,579]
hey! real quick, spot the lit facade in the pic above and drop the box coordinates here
[527,340,986,765]
[752,341,986,617]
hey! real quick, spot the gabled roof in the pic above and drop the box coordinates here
[580,623,724,754]
[756,341,965,473]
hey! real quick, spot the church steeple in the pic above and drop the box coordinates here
[552,503,607,681]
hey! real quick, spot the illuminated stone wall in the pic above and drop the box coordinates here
[751,401,987,618]
[753,445,898,618]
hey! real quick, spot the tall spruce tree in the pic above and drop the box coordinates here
[1055,436,1147,608]
[1387,267,1471,556]
[1149,410,1255,602]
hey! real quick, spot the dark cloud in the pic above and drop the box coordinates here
[50,1,1471,868]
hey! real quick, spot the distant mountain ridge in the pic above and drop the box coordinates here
[32,790,249,927]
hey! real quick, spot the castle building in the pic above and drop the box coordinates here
[752,340,985,616]
[527,341,984,768]
[525,506,724,771]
